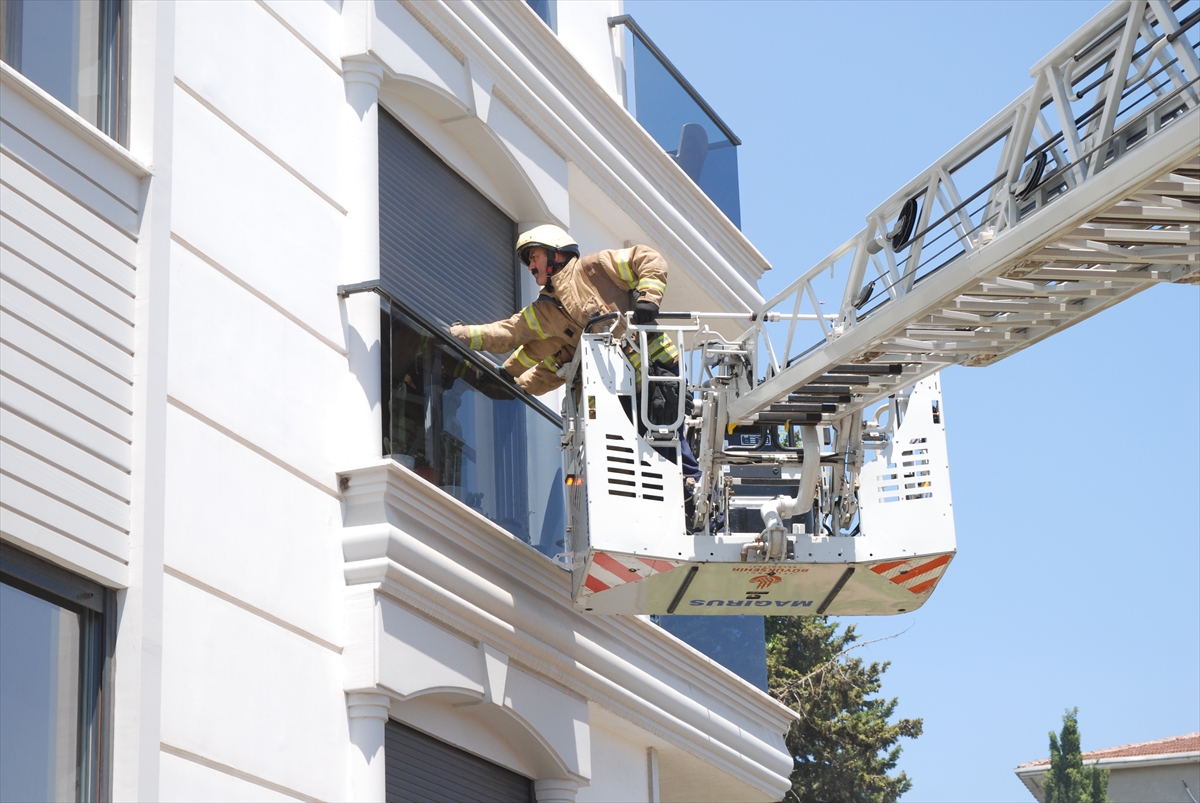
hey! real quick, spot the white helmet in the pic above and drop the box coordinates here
[516,224,579,275]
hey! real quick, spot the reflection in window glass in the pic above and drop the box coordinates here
[628,31,741,227]
[383,306,567,560]
[524,0,555,32]
[657,615,767,691]
[0,582,81,803]
[0,0,127,142]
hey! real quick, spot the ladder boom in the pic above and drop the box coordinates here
[728,0,1198,424]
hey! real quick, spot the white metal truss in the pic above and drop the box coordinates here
[724,0,1199,428]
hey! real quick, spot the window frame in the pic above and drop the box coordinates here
[0,0,131,145]
[374,284,562,428]
[0,542,115,803]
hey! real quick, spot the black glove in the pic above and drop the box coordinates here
[633,299,659,325]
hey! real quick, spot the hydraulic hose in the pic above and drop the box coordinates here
[759,425,821,535]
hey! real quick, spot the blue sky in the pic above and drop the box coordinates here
[624,1,1200,800]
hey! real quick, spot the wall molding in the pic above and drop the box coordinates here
[337,459,795,798]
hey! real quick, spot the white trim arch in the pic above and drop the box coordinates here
[344,585,591,783]
[342,581,590,802]
[367,0,568,228]
[359,0,570,230]
[375,73,568,228]
[388,683,587,784]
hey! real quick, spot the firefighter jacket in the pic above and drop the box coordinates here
[454,245,678,395]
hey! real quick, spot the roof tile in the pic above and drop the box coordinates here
[1017,732,1200,768]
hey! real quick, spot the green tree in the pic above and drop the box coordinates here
[766,616,922,803]
[1044,708,1109,803]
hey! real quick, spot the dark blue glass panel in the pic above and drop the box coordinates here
[658,615,767,690]
[384,307,566,560]
[630,33,741,227]
[525,0,554,30]
[695,141,741,230]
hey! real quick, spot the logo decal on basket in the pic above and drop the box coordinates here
[750,573,782,590]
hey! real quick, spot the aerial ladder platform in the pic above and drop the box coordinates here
[562,0,1200,617]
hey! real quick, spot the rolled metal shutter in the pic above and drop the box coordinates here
[385,720,534,803]
[379,110,517,327]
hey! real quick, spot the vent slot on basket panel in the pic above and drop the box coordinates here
[604,434,664,501]
[876,437,933,503]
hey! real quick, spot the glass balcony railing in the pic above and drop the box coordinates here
[381,300,567,561]
[609,15,742,227]
[524,0,556,32]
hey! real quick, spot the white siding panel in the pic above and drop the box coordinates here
[0,279,132,375]
[1,354,130,471]
[0,408,129,501]
[0,65,135,590]
[0,129,139,236]
[0,184,135,293]
[1,325,134,428]
[174,0,345,207]
[0,442,128,531]
[0,473,127,560]
[0,505,127,586]
[0,217,134,322]
[0,151,136,267]
[0,369,130,471]
[163,404,343,647]
[170,88,344,348]
[160,576,348,802]
[0,177,136,276]
[1,244,134,347]
[0,82,142,223]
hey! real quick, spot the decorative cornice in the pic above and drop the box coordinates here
[338,459,795,797]
[358,553,791,795]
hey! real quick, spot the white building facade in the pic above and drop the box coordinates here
[0,1,792,801]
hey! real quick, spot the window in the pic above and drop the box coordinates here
[377,110,566,561]
[382,301,566,560]
[0,0,129,143]
[0,543,111,802]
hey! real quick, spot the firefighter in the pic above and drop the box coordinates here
[449,224,700,482]
[449,224,677,393]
